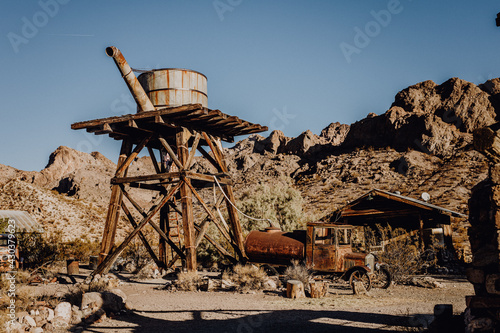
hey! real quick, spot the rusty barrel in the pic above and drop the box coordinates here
[66,258,79,275]
[138,68,207,108]
[244,228,306,266]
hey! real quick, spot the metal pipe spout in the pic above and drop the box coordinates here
[105,46,155,113]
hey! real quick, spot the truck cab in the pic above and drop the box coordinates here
[305,222,372,273]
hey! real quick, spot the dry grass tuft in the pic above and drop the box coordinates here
[176,271,202,291]
[284,260,311,287]
[223,264,267,292]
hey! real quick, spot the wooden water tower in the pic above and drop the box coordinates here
[71,46,267,274]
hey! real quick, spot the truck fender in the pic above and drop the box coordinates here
[342,265,371,281]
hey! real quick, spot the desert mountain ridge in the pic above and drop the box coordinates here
[0,77,498,252]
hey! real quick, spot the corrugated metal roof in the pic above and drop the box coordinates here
[0,210,44,233]
[373,189,467,218]
[339,189,466,219]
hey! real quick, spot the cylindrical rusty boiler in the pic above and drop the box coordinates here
[138,69,208,108]
[244,228,306,266]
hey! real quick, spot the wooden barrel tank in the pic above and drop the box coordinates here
[138,68,207,109]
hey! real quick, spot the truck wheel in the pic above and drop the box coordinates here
[372,267,392,289]
[261,264,279,276]
[349,269,371,292]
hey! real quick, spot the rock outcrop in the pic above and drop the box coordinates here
[0,77,497,250]
[343,78,497,157]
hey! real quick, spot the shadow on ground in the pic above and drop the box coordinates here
[80,308,426,333]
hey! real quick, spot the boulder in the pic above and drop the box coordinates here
[81,292,104,313]
[254,130,290,155]
[283,130,321,156]
[320,122,350,146]
[54,302,72,324]
[102,288,127,313]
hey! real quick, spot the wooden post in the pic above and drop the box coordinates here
[286,280,305,299]
[177,128,197,272]
[99,139,132,264]
[309,281,327,298]
[202,133,247,260]
[159,204,169,267]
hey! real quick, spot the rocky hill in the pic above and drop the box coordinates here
[1,77,499,253]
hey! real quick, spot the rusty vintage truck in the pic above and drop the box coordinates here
[244,222,391,291]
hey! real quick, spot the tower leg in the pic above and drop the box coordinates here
[99,139,132,264]
[223,185,247,260]
[177,128,197,271]
[159,204,169,267]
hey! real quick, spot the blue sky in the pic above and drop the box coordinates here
[1,0,500,171]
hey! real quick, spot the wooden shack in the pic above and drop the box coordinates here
[332,189,466,251]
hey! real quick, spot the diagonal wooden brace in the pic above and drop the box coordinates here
[92,182,182,277]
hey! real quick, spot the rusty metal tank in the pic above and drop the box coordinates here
[244,227,306,266]
[138,68,208,108]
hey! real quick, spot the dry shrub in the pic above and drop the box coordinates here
[284,260,311,286]
[176,271,202,291]
[365,225,442,283]
[223,264,267,291]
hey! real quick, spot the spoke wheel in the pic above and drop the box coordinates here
[349,269,371,292]
[261,264,279,276]
[371,267,392,289]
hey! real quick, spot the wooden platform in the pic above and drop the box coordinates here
[71,103,268,144]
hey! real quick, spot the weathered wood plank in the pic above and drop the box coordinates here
[158,135,184,170]
[177,128,197,272]
[72,104,203,129]
[185,132,201,169]
[111,172,181,184]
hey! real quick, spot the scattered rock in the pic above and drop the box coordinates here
[102,288,127,313]
[352,281,368,295]
[23,315,36,327]
[406,276,444,289]
[81,292,104,315]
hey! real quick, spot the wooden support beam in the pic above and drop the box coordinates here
[99,139,132,264]
[72,104,203,129]
[177,128,197,272]
[197,146,222,173]
[159,204,169,266]
[121,202,166,271]
[474,125,500,164]
[202,132,226,172]
[93,181,182,276]
[185,132,201,169]
[207,136,246,260]
[167,217,210,269]
[126,119,138,128]
[147,147,161,174]
[120,185,146,216]
[112,172,181,184]
[129,182,167,192]
[116,135,152,176]
[158,135,183,170]
[193,224,237,264]
[186,181,235,245]
[185,171,233,185]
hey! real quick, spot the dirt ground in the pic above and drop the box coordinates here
[26,269,473,333]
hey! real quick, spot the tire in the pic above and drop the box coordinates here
[349,269,371,292]
[261,264,279,276]
[371,267,392,289]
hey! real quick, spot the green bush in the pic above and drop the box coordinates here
[17,231,63,268]
[238,183,306,232]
